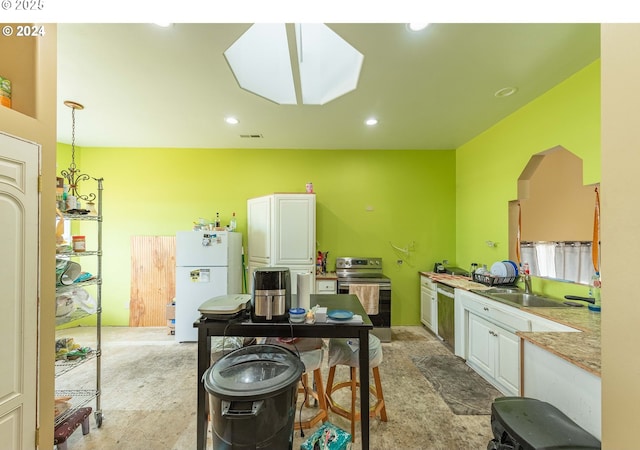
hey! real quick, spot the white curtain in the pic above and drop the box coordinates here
[520,241,594,285]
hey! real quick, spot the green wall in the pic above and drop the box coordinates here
[56,146,456,326]
[456,59,601,297]
[56,59,601,328]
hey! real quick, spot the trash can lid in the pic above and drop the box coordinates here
[491,397,601,449]
[203,344,304,400]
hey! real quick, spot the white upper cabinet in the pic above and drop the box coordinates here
[247,195,272,263]
[273,194,316,266]
[248,193,316,266]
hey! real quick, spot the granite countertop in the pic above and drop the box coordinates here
[419,270,601,377]
[419,271,491,290]
[316,272,338,280]
[518,308,601,376]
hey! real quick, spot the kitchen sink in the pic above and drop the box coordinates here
[478,288,567,308]
[482,287,521,294]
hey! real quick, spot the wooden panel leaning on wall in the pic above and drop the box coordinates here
[130,236,176,326]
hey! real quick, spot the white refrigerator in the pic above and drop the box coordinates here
[175,230,242,342]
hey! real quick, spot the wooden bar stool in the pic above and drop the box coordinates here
[295,347,329,430]
[265,337,328,430]
[325,335,387,442]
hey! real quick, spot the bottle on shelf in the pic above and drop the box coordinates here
[469,263,478,280]
[230,212,237,231]
[66,194,77,211]
[72,235,86,252]
[589,272,601,312]
[214,212,221,228]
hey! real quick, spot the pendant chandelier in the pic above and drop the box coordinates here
[60,100,95,203]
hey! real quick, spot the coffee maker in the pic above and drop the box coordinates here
[251,267,291,322]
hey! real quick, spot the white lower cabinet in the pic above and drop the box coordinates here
[420,275,438,334]
[316,279,337,294]
[467,311,520,395]
[467,312,493,374]
[457,288,598,437]
[456,289,530,396]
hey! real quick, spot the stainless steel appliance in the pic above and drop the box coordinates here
[434,262,469,277]
[437,283,455,352]
[336,257,391,342]
[251,267,291,322]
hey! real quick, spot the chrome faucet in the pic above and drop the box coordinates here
[522,273,532,294]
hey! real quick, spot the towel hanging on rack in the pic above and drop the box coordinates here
[348,284,379,315]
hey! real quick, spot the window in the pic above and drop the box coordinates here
[521,241,594,285]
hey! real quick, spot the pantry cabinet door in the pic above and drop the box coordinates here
[273,194,315,266]
[247,195,272,263]
[0,132,39,449]
[467,312,493,376]
[495,329,520,395]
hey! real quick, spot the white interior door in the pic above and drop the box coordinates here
[0,132,39,449]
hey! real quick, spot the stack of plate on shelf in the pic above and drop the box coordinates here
[490,260,519,279]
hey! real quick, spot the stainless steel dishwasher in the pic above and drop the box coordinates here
[437,283,455,352]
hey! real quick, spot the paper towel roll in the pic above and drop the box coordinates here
[297,272,312,311]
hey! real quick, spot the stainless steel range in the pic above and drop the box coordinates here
[335,257,391,342]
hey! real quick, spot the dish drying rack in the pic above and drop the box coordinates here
[473,272,517,286]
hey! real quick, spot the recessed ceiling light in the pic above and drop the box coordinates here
[225,117,239,125]
[365,118,378,126]
[407,23,429,32]
[495,87,518,98]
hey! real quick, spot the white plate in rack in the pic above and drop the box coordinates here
[490,261,508,277]
[502,260,518,277]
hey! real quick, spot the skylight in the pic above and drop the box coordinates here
[224,23,364,106]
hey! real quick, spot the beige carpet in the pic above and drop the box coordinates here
[57,325,495,450]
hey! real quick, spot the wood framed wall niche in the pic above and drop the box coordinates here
[130,235,176,326]
[508,145,599,263]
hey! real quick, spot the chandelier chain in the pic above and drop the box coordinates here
[60,101,95,205]
[70,106,77,170]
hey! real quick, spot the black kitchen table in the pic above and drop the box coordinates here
[195,294,374,450]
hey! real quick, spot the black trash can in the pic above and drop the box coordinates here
[203,344,305,450]
[488,397,601,450]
